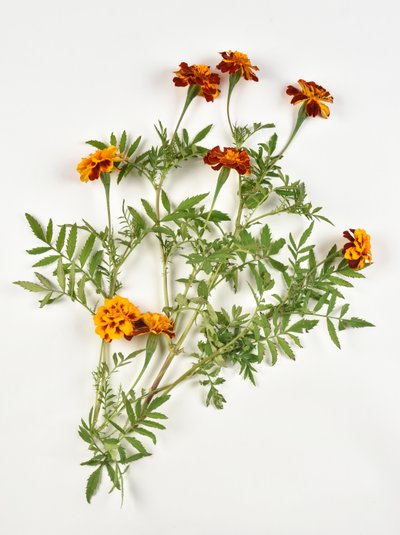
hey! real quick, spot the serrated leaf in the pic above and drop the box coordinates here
[122,392,136,426]
[142,419,166,430]
[88,251,103,276]
[299,222,314,247]
[327,318,341,348]
[148,394,170,412]
[269,238,286,255]
[267,340,278,365]
[125,436,149,455]
[25,213,45,242]
[56,225,66,252]
[339,317,375,330]
[86,140,107,150]
[288,319,319,333]
[33,255,59,267]
[34,272,54,289]
[197,280,208,299]
[261,225,272,248]
[14,281,47,293]
[110,132,117,145]
[79,234,96,267]
[57,257,66,291]
[193,124,213,143]
[277,337,295,360]
[161,190,171,212]
[328,276,353,287]
[119,130,127,152]
[176,193,209,211]
[135,427,156,444]
[46,219,53,242]
[127,136,141,157]
[128,206,146,229]
[26,246,52,255]
[141,199,158,222]
[66,224,77,258]
[86,466,102,503]
[77,276,87,304]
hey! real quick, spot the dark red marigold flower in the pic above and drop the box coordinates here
[173,62,221,102]
[342,229,372,269]
[204,146,251,175]
[216,50,259,81]
[286,79,333,118]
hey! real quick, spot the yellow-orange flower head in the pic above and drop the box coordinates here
[93,296,142,342]
[77,146,125,183]
[173,63,221,102]
[342,229,372,269]
[286,79,333,118]
[216,51,259,81]
[141,313,176,339]
[204,146,251,175]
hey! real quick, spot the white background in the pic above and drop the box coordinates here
[1,0,399,533]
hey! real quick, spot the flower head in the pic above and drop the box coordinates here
[286,79,333,118]
[173,62,221,102]
[204,146,251,175]
[216,51,259,81]
[141,313,175,339]
[342,229,372,269]
[93,296,142,342]
[77,146,125,182]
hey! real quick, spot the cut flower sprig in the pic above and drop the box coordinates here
[16,50,373,504]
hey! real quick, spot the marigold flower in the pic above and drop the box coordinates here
[141,312,176,339]
[342,229,372,269]
[204,146,251,175]
[77,146,125,183]
[216,51,259,81]
[93,295,142,342]
[173,62,221,102]
[286,79,333,118]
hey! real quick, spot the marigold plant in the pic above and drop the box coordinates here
[15,50,374,504]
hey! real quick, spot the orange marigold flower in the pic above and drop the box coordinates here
[286,79,333,118]
[141,312,176,339]
[342,229,372,269]
[77,146,126,183]
[173,62,220,102]
[204,146,251,175]
[216,50,259,81]
[93,296,142,342]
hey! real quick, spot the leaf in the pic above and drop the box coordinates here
[56,225,66,252]
[192,124,213,143]
[338,317,375,330]
[77,276,87,304]
[32,255,59,267]
[327,318,341,348]
[298,222,314,247]
[66,224,77,258]
[25,213,45,242]
[268,258,287,272]
[110,132,117,145]
[122,392,136,426]
[135,427,156,445]
[269,238,286,255]
[141,420,166,430]
[14,281,47,292]
[267,132,278,154]
[197,280,208,299]
[34,272,54,289]
[338,267,365,279]
[86,140,107,150]
[328,276,353,287]
[79,234,96,267]
[128,206,146,229]
[86,466,102,503]
[148,394,170,412]
[215,167,230,197]
[125,436,150,456]
[288,319,319,333]
[26,246,51,255]
[46,219,53,242]
[161,190,171,213]
[141,199,158,222]
[105,464,120,490]
[267,340,278,365]
[176,193,209,211]
[57,258,66,291]
[277,337,295,360]
[261,225,271,248]
[127,136,141,157]
[89,251,103,276]
[119,130,127,152]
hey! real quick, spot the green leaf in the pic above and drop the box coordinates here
[86,140,107,150]
[122,392,136,426]
[135,427,156,445]
[327,318,341,348]
[277,337,295,360]
[161,190,171,213]
[261,225,271,248]
[128,206,146,229]
[46,219,53,242]
[125,436,150,455]
[89,251,103,276]
[299,222,314,247]
[57,257,66,291]
[86,466,102,503]
[25,213,45,242]
[148,394,170,412]
[268,258,287,272]
[141,199,158,222]
[66,224,77,258]
[79,234,96,267]
[338,267,365,278]
[328,276,353,287]
[147,412,168,420]
[176,193,209,211]
[269,238,285,255]
[14,281,47,293]
[110,132,117,145]
[197,280,208,299]
[34,272,54,289]
[105,464,120,490]
[288,319,319,333]
[77,276,87,304]
[141,420,166,430]
[119,130,127,152]
[33,255,59,267]
[56,225,66,252]
[127,136,141,157]
[192,124,213,143]
[338,317,374,330]
[26,246,51,255]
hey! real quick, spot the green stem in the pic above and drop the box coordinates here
[271,103,307,163]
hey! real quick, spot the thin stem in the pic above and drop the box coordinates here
[270,103,307,164]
